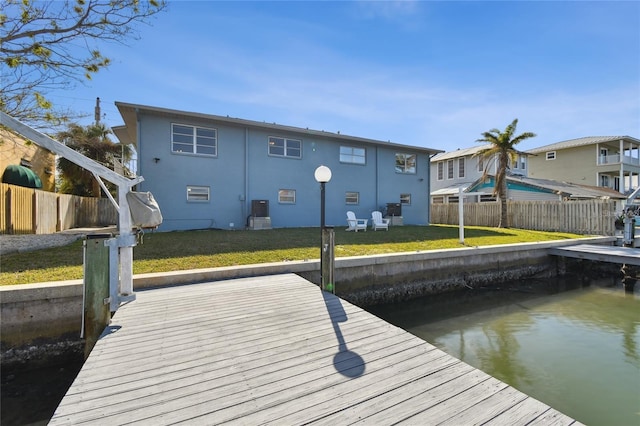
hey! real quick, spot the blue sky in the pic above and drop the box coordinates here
[48,0,640,152]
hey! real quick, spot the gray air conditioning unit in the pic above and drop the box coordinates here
[387,202,402,217]
[251,200,269,218]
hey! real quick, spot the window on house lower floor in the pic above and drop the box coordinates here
[400,193,411,204]
[432,196,444,204]
[187,185,210,202]
[395,153,416,174]
[269,137,302,158]
[345,191,359,204]
[278,189,296,204]
[172,124,217,156]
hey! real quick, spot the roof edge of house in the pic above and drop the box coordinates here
[114,101,443,155]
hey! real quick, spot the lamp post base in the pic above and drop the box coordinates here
[321,226,335,293]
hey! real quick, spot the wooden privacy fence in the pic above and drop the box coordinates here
[1,183,118,234]
[430,199,616,236]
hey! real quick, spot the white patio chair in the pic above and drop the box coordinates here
[346,211,368,232]
[371,211,390,231]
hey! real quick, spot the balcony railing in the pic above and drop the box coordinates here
[598,154,640,166]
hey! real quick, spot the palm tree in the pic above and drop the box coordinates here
[56,123,133,197]
[474,119,536,228]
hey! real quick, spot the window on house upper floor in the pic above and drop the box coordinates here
[437,162,444,180]
[345,191,359,205]
[186,185,210,202]
[447,160,454,179]
[278,189,296,204]
[477,157,484,172]
[395,153,416,174]
[340,146,366,165]
[546,151,556,160]
[269,137,302,159]
[512,154,526,170]
[458,158,465,178]
[400,193,411,204]
[172,124,217,156]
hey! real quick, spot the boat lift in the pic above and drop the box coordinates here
[1,111,153,311]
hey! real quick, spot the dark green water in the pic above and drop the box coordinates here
[368,278,640,426]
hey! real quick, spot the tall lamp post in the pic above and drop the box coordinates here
[314,165,334,292]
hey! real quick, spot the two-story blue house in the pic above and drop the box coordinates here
[113,102,441,231]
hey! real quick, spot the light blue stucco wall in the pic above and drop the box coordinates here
[134,111,431,231]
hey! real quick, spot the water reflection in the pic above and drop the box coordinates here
[368,278,640,426]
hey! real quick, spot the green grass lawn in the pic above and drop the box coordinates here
[0,225,584,286]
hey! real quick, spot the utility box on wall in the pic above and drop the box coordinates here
[251,200,269,218]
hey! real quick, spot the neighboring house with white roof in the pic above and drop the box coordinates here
[429,145,528,203]
[526,136,640,195]
[113,102,442,231]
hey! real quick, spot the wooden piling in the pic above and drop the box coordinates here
[83,235,111,358]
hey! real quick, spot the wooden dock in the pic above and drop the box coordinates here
[50,274,581,425]
[549,243,640,266]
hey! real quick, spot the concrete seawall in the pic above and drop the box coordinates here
[0,237,616,366]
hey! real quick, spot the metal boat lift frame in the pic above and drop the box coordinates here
[1,112,143,310]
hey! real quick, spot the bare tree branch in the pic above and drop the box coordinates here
[0,0,166,127]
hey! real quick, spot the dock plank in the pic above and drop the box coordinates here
[549,243,640,265]
[50,273,583,425]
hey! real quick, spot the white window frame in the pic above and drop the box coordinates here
[172,123,217,156]
[269,136,302,159]
[447,160,454,179]
[458,158,465,178]
[340,146,366,165]
[395,153,417,174]
[345,191,359,205]
[437,162,444,180]
[546,151,556,160]
[278,189,296,204]
[186,185,210,202]
[400,193,411,205]
[477,157,484,172]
